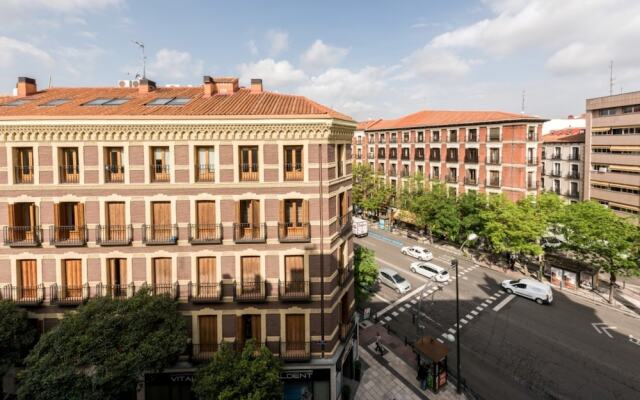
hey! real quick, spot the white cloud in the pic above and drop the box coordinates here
[266,30,289,56]
[238,59,306,87]
[300,40,349,70]
[147,49,204,81]
[0,36,53,68]
[0,0,123,25]
[247,40,258,56]
[400,46,472,79]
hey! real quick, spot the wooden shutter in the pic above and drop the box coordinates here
[7,204,15,229]
[251,315,261,343]
[153,258,171,285]
[236,316,244,343]
[251,200,260,226]
[107,202,125,226]
[108,259,127,286]
[286,314,305,344]
[197,257,216,285]
[197,201,215,225]
[198,315,217,350]
[241,256,260,284]
[19,260,37,288]
[152,202,171,226]
[302,200,309,223]
[279,200,285,224]
[235,201,241,224]
[285,256,304,282]
[64,259,82,287]
[76,203,85,228]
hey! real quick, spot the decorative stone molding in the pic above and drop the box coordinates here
[0,122,354,143]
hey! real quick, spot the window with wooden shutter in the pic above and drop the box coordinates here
[240,256,260,294]
[106,202,125,241]
[198,315,218,354]
[15,147,34,184]
[151,147,170,182]
[284,146,303,181]
[151,201,171,241]
[197,257,217,298]
[196,146,215,182]
[284,255,305,296]
[60,148,79,183]
[153,258,172,295]
[196,201,216,239]
[63,259,82,299]
[237,315,262,345]
[286,314,305,354]
[239,146,259,181]
[18,260,37,299]
[105,147,124,183]
[107,258,127,297]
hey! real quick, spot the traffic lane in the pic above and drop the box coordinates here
[458,292,640,400]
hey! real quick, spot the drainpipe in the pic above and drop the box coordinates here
[319,143,325,357]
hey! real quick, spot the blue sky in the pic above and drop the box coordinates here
[1,0,639,120]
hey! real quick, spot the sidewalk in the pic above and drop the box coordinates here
[353,323,467,400]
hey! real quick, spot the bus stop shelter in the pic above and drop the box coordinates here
[414,336,449,394]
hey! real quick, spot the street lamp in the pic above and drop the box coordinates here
[452,232,478,394]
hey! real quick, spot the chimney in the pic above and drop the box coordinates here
[203,76,216,98]
[16,77,37,97]
[250,79,263,94]
[139,78,156,94]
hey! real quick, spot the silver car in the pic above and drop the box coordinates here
[378,267,412,294]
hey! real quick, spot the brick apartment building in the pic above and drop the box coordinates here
[353,110,546,201]
[541,128,585,202]
[0,76,356,399]
[586,91,640,220]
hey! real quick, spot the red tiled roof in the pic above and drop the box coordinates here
[543,128,585,143]
[365,109,545,131]
[356,119,383,130]
[0,86,354,122]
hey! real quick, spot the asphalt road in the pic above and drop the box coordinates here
[356,229,640,400]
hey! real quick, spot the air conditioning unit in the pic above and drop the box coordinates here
[117,79,140,88]
[131,80,140,88]
[598,167,608,173]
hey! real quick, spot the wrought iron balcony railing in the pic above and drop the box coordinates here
[3,225,42,247]
[278,280,310,301]
[1,284,45,306]
[233,223,267,243]
[142,224,178,245]
[96,224,133,246]
[104,165,125,183]
[59,165,80,183]
[278,222,311,242]
[235,280,267,302]
[239,163,259,181]
[188,223,223,244]
[195,164,216,182]
[149,282,179,299]
[189,281,224,303]
[14,166,34,184]
[50,283,90,306]
[284,163,304,181]
[96,283,135,299]
[280,341,311,362]
[150,165,171,182]
[50,225,87,246]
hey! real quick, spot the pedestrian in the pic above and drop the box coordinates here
[375,332,384,355]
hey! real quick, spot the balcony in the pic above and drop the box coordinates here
[390,138,397,144]
[401,170,410,178]
[50,283,90,306]
[367,153,375,159]
[96,225,133,246]
[14,166,34,184]
[191,343,220,362]
[527,182,538,190]
[1,284,44,306]
[278,280,310,301]
[339,320,354,342]
[467,134,478,143]
[356,138,362,145]
[142,224,178,245]
[150,165,171,182]
[486,178,501,188]
[446,156,458,163]
[527,158,537,166]
[388,152,397,160]
[233,223,267,243]
[429,173,441,181]
[414,152,425,161]
[401,153,410,160]
[188,281,224,303]
[280,341,311,362]
[97,283,134,299]
[432,136,441,143]
[550,154,562,160]
[488,133,500,142]
[566,191,580,199]
[338,212,352,233]
[549,170,562,177]
[527,132,537,141]
[377,150,386,158]
[3,226,42,247]
[378,138,385,144]
[278,223,311,242]
[445,174,458,183]
[240,164,259,181]
[188,223,223,244]
[59,165,80,183]
[150,282,179,299]
[464,176,478,185]
[568,154,581,161]
[464,156,479,164]
[105,165,125,183]
[567,171,580,179]
[486,158,501,165]
[284,163,303,181]
[389,169,397,177]
[195,164,216,182]
[50,225,88,246]
[235,280,267,302]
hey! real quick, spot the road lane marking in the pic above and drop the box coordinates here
[391,311,399,317]
[448,328,456,334]
[489,296,497,300]
[471,310,479,315]
[486,299,494,304]
[475,306,483,311]
[385,316,392,321]
[592,322,616,339]
[462,276,469,280]
[398,307,405,312]
[493,294,516,312]
[410,299,417,304]
[374,293,392,304]
[460,318,468,324]
[465,314,473,320]
[436,338,444,343]
[375,284,426,319]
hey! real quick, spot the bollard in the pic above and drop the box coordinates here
[404,336,408,346]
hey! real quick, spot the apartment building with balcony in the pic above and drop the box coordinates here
[586,91,640,220]
[0,76,356,399]
[541,128,585,201]
[352,110,545,201]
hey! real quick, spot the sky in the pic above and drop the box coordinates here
[1,0,640,121]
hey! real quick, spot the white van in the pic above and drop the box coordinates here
[352,217,368,237]
[501,278,553,304]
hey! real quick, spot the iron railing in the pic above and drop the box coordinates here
[464,177,478,185]
[445,175,458,183]
[142,224,178,245]
[49,225,87,246]
[233,223,266,243]
[486,157,501,165]
[429,154,441,162]
[278,280,310,301]
[188,223,223,244]
[239,163,259,181]
[96,224,133,246]
[280,341,311,361]
[567,171,580,179]
[97,283,135,299]
[14,166,34,184]
[414,151,425,161]
[1,284,45,305]
[195,164,216,182]
[549,170,562,177]
[150,165,171,182]
[340,321,354,342]
[467,133,478,142]
[278,222,311,242]
[527,158,537,166]
[486,178,501,188]
[566,191,580,199]
[188,282,224,303]
[50,283,90,306]
[235,280,267,302]
[59,165,80,183]
[284,163,304,181]
[3,226,42,247]
[105,165,125,183]
[150,282,179,299]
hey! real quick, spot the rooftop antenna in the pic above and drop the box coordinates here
[521,89,526,115]
[132,40,146,79]
[609,60,614,95]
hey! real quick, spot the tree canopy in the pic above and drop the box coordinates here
[0,300,36,379]
[192,340,282,400]
[354,245,379,306]
[18,289,188,400]
[352,163,395,216]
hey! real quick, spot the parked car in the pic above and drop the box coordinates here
[352,217,368,237]
[410,262,450,283]
[401,245,433,261]
[501,278,553,305]
[378,267,412,294]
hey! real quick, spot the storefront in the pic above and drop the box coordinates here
[282,368,331,400]
[144,372,196,400]
[414,336,450,394]
[545,253,598,290]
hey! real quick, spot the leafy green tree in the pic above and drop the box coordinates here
[352,163,394,217]
[0,301,37,380]
[456,191,487,244]
[18,289,187,400]
[560,201,640,302]
[354,246,379,306]
[193,340,282,400]
[410,183,459,241]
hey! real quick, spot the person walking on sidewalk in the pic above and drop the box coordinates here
[375,332,384,355]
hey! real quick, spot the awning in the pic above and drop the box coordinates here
[415,336,449,362]
[608,201,639,211]
[611,146,640,151]
[591,127,610,132]
[609,165,640,172]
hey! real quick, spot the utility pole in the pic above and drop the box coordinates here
[451,258,461,393]
[132,41,147,79]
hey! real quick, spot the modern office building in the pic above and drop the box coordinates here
[586,91,640,220]
[0,76,356,399]
[352,110,545,201]
[541,128,585,201]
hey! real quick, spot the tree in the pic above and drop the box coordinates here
[352,163,394,217]
[410,183,459,242]
[18,289,188,400]
[354,246,379,306]
[456,191,487,244]
[0,301,36,380]
[192,340,282,400]
[560,201,640,303]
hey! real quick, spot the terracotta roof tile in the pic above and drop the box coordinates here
[365,109,545,131]
[356,119,383,130]
[543,128,585,143]
[0,86,354,122]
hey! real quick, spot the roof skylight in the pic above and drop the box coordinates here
[0,99,32,107]
[146,97,192,106]
[83,98,130,106]
[40,99,71,107]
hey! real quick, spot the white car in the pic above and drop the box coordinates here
[378,267,412,294]
[410,262,450,283]
[501,278,553,305]
[401,245,433,261]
